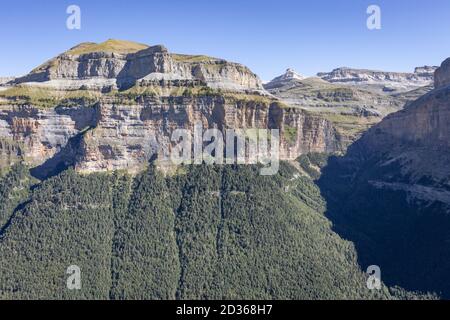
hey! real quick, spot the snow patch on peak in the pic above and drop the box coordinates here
[278,68,305,81]
[264,68,305,89]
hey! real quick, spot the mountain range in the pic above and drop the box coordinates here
[0,39,449,299]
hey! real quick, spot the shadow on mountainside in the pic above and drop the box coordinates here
[30,132,86,180]
[316,139,450,299]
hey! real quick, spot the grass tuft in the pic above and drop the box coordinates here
[67,39,149,56]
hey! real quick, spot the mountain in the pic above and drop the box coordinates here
[264,69,433,146]
[317,57,450,297]
[1,161,411,299]
[262,59,450,298]
[434,58,450,88]
[13,39,264,92]
[264,68,305,90]
[0,39,447,300]
[0,40,342,177]
[317,66,437,93]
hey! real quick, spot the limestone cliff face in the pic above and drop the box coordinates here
[0,96,340,175]
[316,61,450,299]
[80,98,338,172]
[0,40,345,176]
[370,89,450,148]
[0,104,98,173]
[342,60,450,193]
[14,40,263,92]
[434,58,450,89]
[361,56,450,151]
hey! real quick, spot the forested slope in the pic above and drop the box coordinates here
[0,162,418,299]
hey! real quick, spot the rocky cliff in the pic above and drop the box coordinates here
[434,58,450,89]
[14,39,264,92]
[353,60,450,186]
[264,69,431,146]
[0,41,342,177]
[324,60,450,205]
[317,66,437,93]
[316,58,450,297]
[0,95,340,177]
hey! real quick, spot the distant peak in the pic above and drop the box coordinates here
[270,68,304,82]
[282,68,304,80]
[263,68,305,90]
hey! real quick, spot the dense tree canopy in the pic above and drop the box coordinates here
[0,162,431,299]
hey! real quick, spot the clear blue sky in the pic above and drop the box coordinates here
[1,0,450,80]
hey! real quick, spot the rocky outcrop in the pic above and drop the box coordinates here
[14,40,264,92]
[361,54,450,156]
[414,66,437,77]
[339,58,450,191]
[264,64,439,148]
[0,40,348,176]
[317,66,437,93]
[434,58,450,89]
[264,74,401,112]
[0,104,98,166]
[264,68,305,90]
[264,73,431,147]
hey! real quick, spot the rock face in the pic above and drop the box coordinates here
[317,66,437,93]
[14,40,264,92]
[320,57,450,215]
[316,58,450,297]
[78,97,339,173]
[0,97,340,175]
[2,40,439,177]
[414,66,437,76]
[355,60,450,177]
[0,104,98,175]
[351,82,450,194]
[434,58,450,89]
[0,41,344,176]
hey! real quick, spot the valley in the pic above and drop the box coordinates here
[0,38,448,300]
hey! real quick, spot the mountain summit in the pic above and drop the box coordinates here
[264,68,305,89]
[13,39,264,92]
[0,40,342,175]
[65,39,150,55]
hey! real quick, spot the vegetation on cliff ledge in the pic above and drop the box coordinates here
[0,86,100,108]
